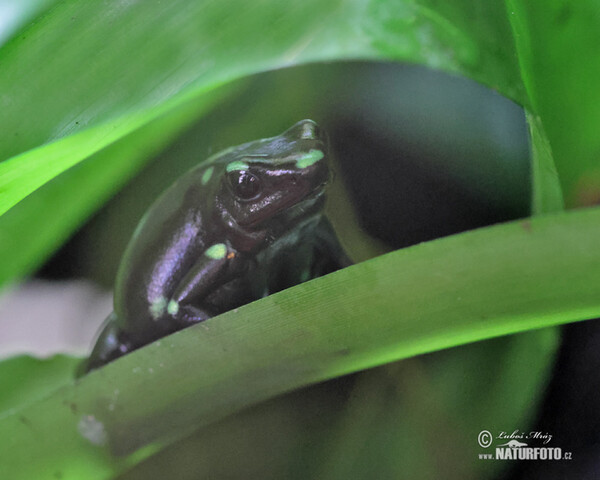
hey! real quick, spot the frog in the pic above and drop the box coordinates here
[81,119,352,373]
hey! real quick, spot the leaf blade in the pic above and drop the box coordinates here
[2,205,599,478]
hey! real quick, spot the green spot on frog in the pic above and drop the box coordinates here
[205,243,227,259]
[296,149,324,168]
[149,296,167,319]
[226,160,249,172]
[167,300,179,315]
[201,166,214,185]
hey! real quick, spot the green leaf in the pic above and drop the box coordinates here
[0,0,367,212]
[0,85,221,217]
[0,0,533,283]
[311,328,556,480]
[2,206,600,478]
[506,1,600,204]
[527,110,564,214]
[0,0,57,47]
[0,86,230,285]
[0,355,78,415]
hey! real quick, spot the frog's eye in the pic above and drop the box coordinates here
[228,170,261,200]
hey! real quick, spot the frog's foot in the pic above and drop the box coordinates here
[169,303,212,328]
[79,315,133,375]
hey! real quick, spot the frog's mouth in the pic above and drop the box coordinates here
[270,182,327,227]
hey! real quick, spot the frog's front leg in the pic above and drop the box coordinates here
[167,243,245,327]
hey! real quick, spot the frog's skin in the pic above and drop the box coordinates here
[82,120,351,373]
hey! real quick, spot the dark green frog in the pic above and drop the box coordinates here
[82,120,351,373]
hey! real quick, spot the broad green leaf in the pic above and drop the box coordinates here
[0,84,224,217]
[2,206,600,478]
[0,0,371,212]
[0,0,532,284]
[0,354,78,415]
[0,0,524,164]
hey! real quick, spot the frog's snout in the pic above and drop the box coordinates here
[285,119,322,141]
[299,119,320,140]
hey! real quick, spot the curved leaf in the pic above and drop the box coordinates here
[2,206,600,478]
[0,0,528,256]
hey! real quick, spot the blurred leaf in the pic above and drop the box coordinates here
[0,0,535,284]
[527,111,564,214]
[0,85,221,217]
[0,86,229,286]
[0,0,370,212]
[2,206,600,478]
[0,354,78,415]
[0,0,56,46]
[505,1,600,205]
[313,331,558,480]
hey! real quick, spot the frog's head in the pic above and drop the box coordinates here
[214,120,329,236]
